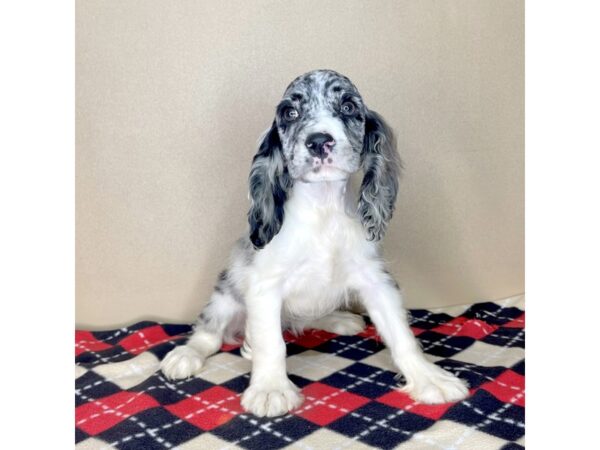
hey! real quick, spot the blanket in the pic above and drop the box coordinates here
[75,296,524,449]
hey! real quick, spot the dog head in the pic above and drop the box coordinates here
[248,69,400,249]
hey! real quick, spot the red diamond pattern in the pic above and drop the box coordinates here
[376,389,455,420]
[76,391,159,435]
[119,325,171,355]
[481,370,525,407]
[75,331,112,356]
[165,386,243,431]
[296,382,370,426]
[285,329,337,348]
[432,317,499,339]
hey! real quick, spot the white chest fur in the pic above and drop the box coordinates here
[254,180,377,320]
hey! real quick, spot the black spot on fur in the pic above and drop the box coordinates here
[214,270,228,294]
[383,269,400,290]
[198,310,209,324]
[324,78,336,91]
[304,73,315,84]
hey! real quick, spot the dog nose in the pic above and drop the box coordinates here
[305,133,335,158]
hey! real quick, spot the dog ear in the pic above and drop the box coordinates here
[358,109,401,241]
[247,121,293,249]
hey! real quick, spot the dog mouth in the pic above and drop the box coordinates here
[289,140,357,182]
[310,155,336,170]
[301,165,349,182]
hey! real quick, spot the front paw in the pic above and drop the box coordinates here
[160,346,204,380]
[402,364,469,404]
[241,378,304,417]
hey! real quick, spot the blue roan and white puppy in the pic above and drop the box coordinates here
[161,69,469,417]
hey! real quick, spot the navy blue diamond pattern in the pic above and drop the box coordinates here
[320,362,398,398]
[312,334,387,360]
[443,390,525,441]
[416,330,476,357]
[97,407,202,450]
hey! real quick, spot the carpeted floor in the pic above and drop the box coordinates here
[75,295,524,449]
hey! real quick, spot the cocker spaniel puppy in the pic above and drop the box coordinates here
[161,69,468,417]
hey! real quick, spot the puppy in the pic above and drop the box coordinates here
[160,69,468,417]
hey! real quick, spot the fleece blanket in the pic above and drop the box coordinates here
[75,296,524,449]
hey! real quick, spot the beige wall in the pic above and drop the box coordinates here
[76,0,524,328]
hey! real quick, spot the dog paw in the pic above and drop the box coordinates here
[316,311,366,335]
[402,364,469,404]
[241,379,304,417]
[160,346,205,380]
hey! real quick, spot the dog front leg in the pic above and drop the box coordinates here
[356,269,469,404]
[240,283,303,417]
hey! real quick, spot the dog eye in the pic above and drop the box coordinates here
[340,101,356,116]
[283,107,299,122]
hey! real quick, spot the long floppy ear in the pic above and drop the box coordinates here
[358,109,401,241]
[247,121,293,249]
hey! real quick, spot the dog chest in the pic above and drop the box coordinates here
[279,230,364,319]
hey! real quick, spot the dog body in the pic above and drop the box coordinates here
[161,70,468,417]
[254,179,369,317]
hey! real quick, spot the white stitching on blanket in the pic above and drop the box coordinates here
[480,329,525,366]
[420,304,525,353]
[76,385,160,427]
[75,327,131,345]
[460,398,525,428]
[77,333,190,365]
[439,362,523,392]
[99,391,240,450]
[418,339,466,352]
[76,386,174,449]
[475,309,524,324]
[75,342,116,365]
[137,330,153,348]
[447,328,525,448]
[153,374,313,450]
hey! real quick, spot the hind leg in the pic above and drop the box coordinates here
[161,283,245,380]
[304,311,366,335]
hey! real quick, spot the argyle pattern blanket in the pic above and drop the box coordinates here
[75,296,525,449]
